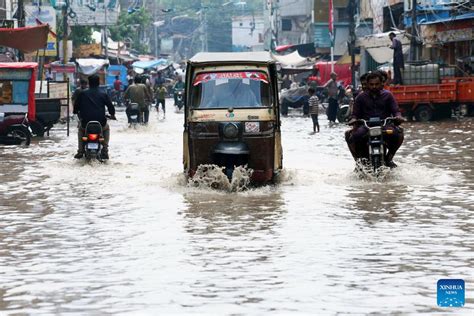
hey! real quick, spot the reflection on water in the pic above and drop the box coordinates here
[180,192,286,310]
[0,109,473,314]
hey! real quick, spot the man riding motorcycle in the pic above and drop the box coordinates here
[173,76,185,108]
[73,74,116,159]
[345,72,404,168]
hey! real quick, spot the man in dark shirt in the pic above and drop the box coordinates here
[72,79,88,104]
[389,32,404,85]
[345,72,404,167]
[73,74,116,159]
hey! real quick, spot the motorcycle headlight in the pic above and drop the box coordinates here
[223,123,239,139]
[369,127,382,136]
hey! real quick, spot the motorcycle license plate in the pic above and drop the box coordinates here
[87,143,99,150]
[130,115,138,119]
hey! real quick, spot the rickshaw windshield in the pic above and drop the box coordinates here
[191,71,271,109]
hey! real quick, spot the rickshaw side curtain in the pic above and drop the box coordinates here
[0,25,49,53]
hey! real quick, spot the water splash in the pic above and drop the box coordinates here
[187,164,254,192]
[353,160,392,182]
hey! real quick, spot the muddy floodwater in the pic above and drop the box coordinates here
[1,103,473,315]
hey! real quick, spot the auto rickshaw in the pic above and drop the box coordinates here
[183,52,283,184]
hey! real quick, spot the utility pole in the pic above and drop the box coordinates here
[410,0,417,61]
[105,3,108,60]
[348,0,356,86]
[200,6,208,52]
[62,2,68,64]
[17,0,25,60]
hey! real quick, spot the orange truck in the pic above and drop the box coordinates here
[388,77,474,121]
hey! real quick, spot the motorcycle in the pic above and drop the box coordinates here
[351,117,401,173]
[0,113,31,146]
[126,102,140,128]
[174,89,184,111]
[81,121,106,161]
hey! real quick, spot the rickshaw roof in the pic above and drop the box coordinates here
[189,52,274,65]
[0,62,38,69]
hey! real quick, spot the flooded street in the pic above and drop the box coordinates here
[1,102,473,314]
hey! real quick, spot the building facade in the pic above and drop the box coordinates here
[232,15,264,52]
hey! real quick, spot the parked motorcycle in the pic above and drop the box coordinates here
[351,117,402,173]
[175,89,185,111]
[0,113,31,146]
[81,121,105,161]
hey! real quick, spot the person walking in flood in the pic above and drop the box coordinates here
[124,76,152,124]
[308,88,320,134]
[323,72,339,125]
[389,32,404,85]
[155,84,167,118]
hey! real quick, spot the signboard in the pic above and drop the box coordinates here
[68,0,119,26]
[0,69,33,81]
[73,43,102,58]
[25,5,57,57]
[50,63,76,74]
[48,82,69,100]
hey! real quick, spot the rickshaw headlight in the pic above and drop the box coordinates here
[223,123,239,139]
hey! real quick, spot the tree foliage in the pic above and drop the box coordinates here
[70,26,94,46]
[109,7,152,54]
[56,19,93,48]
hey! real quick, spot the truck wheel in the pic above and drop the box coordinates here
[467,104,474,117]
[414,105,433,122]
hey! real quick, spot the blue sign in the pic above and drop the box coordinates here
[106,65,128,90]
[437,279,465,307]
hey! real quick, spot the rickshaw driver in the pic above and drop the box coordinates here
[206,79,259,108]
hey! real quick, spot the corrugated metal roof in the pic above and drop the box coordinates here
[420,11,474,25]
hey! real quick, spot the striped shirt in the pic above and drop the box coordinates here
[309,95,319,115]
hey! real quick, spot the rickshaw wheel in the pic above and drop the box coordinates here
[8,126,31,146]
[30,120,45,137]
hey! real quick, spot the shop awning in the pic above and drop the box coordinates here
[0,25,49,53]
[419,12,474,25]
[132,59,168,70]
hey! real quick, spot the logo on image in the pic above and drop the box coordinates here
[437,279,464,307]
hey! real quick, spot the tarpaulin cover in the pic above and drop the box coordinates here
[194,72,269,86]
[0,62,38,120]
[132,59,168,69]
[271,51,314,73]
[0,25,48,53]
[76,58,109,75]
